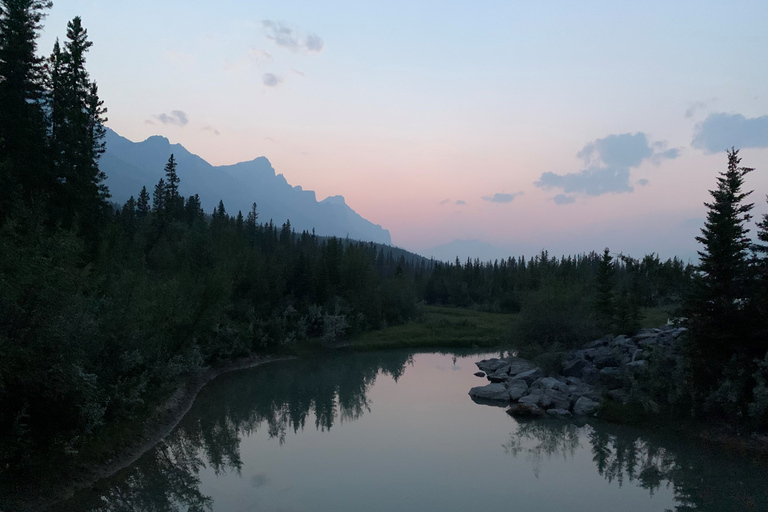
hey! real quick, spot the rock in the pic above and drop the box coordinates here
[599,367,623,389]
[469,383,510,402]
[487,369,511,383]
[573,396,599,416]
[585,335,613,349]
[547,408,573,418]
[547,389,572,410]
[562,358,588,378]
[506,358,536,376]
[474,371,486,378]
[507,379,529,401]
[507,403,544,418]
[510,367,544,384]
[532,377,568,392]
[591,348,620,369]
[581,365,599,385]
[626,360,647,370]
[518,393,543,407]
[630,349,644,362]
[476,358,508,374]
[565,376,582,386]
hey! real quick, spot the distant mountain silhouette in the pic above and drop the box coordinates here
[100,129,392,244]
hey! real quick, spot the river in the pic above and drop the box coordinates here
[51,350,768,511]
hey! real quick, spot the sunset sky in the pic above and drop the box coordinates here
[39,0,768,261]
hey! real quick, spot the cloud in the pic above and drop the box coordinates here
[553,194,575,205]
[154,110,188,127]
[262,73,283,87]
[439,199,451,205]
[439,199,467,206]
[685,98,717,119]
[262,20,324,53]
[692,113,768,153]
[535,132,679,198]
[455,199,466,205]
[248,48,272,64]
[202,125,220,136]
[482,192,522,204]
[291,68,305,77]
[637,178,649,186]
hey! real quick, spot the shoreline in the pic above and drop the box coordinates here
[24,353,293,512]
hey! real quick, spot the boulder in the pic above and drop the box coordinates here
[507,379,529,401]
[626,360,647,371]
[562,358,588,378]
[532,377,568,393]
[585,335,613,349]
[599,367,623,389]
[581,365,599,385]
[518,393,543,407]
[469,383,510,402]
[573,396,599,416]
[474,371,486,378]
[487,369,511,383]
[546,408,573,418]
[506,358,537,376]
[476,358,508,374]
[507,403,544,418]
[607,389,630,404]
[546,389,572,410]
[510,367,544,384]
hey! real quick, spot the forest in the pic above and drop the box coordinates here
[1,0,767,489]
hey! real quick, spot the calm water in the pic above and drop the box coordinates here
[52,350,768,512]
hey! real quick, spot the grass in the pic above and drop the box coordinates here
[350,305,517,351]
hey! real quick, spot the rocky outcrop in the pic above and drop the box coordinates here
[469,326,686,418]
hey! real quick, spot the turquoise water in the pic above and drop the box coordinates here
[52,350,768,511]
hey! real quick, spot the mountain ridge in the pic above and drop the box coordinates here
[101,129,392,245]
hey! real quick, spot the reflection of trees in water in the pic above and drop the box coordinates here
[503,421,581,478]
[54,351,412,512]
[505,420,768,512]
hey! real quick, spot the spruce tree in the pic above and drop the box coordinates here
[687,148,754,401]
[136,185,150,216]
[0,0,52,219]
[595,247,615,332]
[152,178,166,212]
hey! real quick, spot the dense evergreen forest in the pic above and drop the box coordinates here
[1,0,767,488]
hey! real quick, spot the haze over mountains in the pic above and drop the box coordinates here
[101,129,392,245]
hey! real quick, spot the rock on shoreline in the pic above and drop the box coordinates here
[468,326,686,418]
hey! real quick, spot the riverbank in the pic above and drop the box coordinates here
[5,353,293,512]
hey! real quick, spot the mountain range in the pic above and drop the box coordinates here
[100,129,392,245]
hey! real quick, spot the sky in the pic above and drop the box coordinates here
[37,0,768,261]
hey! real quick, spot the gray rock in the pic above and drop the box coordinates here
[562,358,588,378]
[474,371,486,377]
[565,376,582,386]
[607,389,630,404]
[631,349,644,362]
[487,369,511,383]
[585,335,613,349]
[506,358,536,376]
[547,408,573,418]
[511,367,544,384]
[581,365,599,384]
[507,379,529,401]
[626,360,647,370]
[599,367,623,389]
[532,377,566,391]
[547,389,572,410]
[518,393,543,407]
[507,403,544,418]
[476,358,508,374]
[573,396,599,416]
[469,383,510,402]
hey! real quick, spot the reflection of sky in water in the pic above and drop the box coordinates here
[51,351,768,512]
[199,352,676,512]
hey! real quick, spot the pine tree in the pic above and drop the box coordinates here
[687,148,754,401]
[152,178,166,212]
[50,16,109,229]
[595,247,615,332]
[0,0,53,219]
[136,185,150,216]
[163,154,179,206]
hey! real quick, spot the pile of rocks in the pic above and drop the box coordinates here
[468,326,686,418]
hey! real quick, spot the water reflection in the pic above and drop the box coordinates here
[52,351,414,512]
[50,351,768,512]
[504,419,768,511]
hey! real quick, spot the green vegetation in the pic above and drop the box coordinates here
[351,305,516,350]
